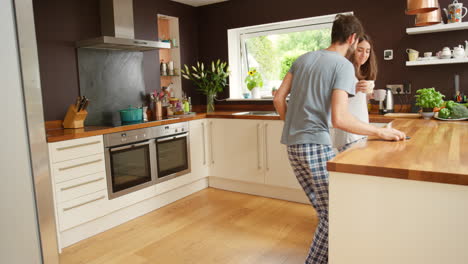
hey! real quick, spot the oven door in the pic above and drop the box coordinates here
[105,139,157,199]
[155,132,191,183]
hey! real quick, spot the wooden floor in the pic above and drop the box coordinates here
[59,188,316,264]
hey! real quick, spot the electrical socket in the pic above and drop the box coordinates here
[386,84,406,94]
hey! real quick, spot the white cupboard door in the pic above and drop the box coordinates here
[208,119,223,177]
[189,119,209,180]
[212,119,264,184]
[264,121,301,189]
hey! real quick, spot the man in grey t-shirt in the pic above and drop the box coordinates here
[274,14,406,264]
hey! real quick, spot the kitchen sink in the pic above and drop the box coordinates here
[233,111,279,116]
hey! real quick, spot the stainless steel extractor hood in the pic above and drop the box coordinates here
[76,0,170,51]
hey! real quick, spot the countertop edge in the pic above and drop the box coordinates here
[327,162,468,186]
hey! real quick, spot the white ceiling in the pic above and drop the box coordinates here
[170,0,229,7]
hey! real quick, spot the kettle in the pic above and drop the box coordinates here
[378,88,394,115]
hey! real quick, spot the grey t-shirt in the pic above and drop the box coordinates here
[281,50,356,146]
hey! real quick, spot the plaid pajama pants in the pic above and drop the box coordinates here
[287,144,336,264]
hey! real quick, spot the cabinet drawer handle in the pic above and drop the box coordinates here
[210,121,214,164]
[202,122,206,165]
[56,140,101,151]
[58,158,102,171]
[62,195,106,211]
[60,177,105,191]
[264,123,269,171]
[257,123,262,170]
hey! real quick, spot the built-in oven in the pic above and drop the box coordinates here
[104,128,157,199]
[152,122,190,183]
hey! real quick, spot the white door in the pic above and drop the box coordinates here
[264,121,301,189]
[189,119,209,180]
[210,119,264,184]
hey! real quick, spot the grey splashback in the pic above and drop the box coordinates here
[78,48,146,126]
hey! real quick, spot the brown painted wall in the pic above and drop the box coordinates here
[197,0,468,105]
[34,0,468,120]
[33,0,199,121]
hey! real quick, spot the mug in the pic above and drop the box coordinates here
[373,89,387,101]
[364,80,375,94]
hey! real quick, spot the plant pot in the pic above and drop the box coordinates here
[251,87,261,99]
[421,108,435,120]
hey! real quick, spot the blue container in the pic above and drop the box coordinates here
[119,107,143,124]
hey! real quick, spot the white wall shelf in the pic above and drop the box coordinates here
[406,22,468,35]
[406,57,468,66]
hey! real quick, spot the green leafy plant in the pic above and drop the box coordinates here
[244,68,264,91]
[415,88,445,110]
[181,60,229,96]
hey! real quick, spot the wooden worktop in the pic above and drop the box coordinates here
[46,114,207,143]
[46,112,398,142]
[327,119,468,186]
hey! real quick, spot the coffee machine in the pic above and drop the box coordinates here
[374,88,394,114]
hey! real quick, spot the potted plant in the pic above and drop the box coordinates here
[181,60,229,113]
[244,68,263,99]
[415,87,445,119]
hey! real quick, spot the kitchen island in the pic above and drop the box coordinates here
[327,119,468,264]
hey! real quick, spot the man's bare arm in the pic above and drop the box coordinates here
[331,89,406,141]
[273,72,293,120]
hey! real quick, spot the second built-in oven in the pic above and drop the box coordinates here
[152,122,191,183]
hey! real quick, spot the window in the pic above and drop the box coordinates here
[227,13,350,99]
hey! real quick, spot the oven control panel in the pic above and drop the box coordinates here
[104,128,150,147]
[152,122,189,138]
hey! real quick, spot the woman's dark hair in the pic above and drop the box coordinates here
[331,14,364,44]
[347,34,378,81]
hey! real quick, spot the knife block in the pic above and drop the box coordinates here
[62,104,88,129]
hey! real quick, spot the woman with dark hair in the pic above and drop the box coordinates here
[333,34,378,152]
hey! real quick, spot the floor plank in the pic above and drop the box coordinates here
[59,188,316,264]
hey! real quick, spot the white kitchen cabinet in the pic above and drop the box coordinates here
[189,119,210,180]
[210,119,265,184]
[209,119,300,189]
[263,121,301,189]
[48,135,108,248]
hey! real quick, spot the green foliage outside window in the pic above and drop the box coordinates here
[244,28,331,85]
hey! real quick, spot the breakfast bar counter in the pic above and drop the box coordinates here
[328,118,468,264]
[327,118,468,185]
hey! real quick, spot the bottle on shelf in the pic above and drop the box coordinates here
[168,61,174,75]
[160,60,167,76]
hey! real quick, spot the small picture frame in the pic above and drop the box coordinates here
[384,49,393,60]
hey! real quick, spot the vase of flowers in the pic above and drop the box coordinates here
[181,60,229,113]
[244,68,263,99]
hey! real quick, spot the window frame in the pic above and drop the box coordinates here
[227,12,352,100]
